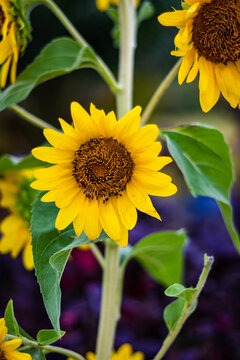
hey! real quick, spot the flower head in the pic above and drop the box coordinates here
[0,0,31,87]
[0,170,36,270]
[0,318,32,360]
[158,0,240,112]
[95,0,139,12]
[86,343,144,360]
[31,102,177,247]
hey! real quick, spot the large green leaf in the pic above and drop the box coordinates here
[0,154,46,173]
[31,193,107,335]
[0,37,104,111]
[161,124,240,253]
[129,230,186,287]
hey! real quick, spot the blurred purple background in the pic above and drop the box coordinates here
[0,0,240,359]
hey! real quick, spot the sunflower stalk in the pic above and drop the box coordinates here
[9,104,56,129]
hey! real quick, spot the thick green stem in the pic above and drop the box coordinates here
[9,105,55,129]
[153,255,214,360]
[141,59,182,125]
[6,334,85,360]
[96,240,120,360]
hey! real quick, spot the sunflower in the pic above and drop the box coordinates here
[86,343,144,360]
[0,318,32,360]
[0,170,36,270]
[158,0,240,112]
[95,0,139,12]
[31,102,177,247]
[0,0,30,87]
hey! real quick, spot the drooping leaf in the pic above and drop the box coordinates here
[129,230,186,287]
[31,193,107,335]
[0,37,112,111]
[161,124,240,254]
[4,300,19,336]
[37,329,65,345]
[163,298,197,331]
[0,154,46,173]
[164,283,197,302]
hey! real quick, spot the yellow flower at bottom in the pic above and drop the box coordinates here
[0,170,36,270]
[31,102,177,247]
[0,318,32,360]
[86,343,144,360]
[158,0,240,112]
[95,0,139,12]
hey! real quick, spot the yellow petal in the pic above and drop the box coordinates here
[117,343,132,357]
[55,183,80,208]
[133,169,174,195]
[127,181,161,220]
[186,53,199,83]
[134,142,162,163]
[22,241,34,271]
[158,10,188,27]
[1,339,22,351]
[98,200,122,241]
[115,106,142,142]
[95,0,109,11]
[31,176,74,191]
[99,110,117,137]
[5,350,32,360]
[70,101,99,138]
[58,118,80,139]
[0,319,7,343]
[116,192,137,230]
[43,129,81,151]
[55,192,83,230]
[86,352,96,360]
[73,195,87,236]
[0,55,11,88]
[178,48,195,85]
[215,62,240,108]
[84,198,102,240]
[135,156,173,171]
[34,164,72,181]
[32,147,74,164]
[199,57,220,112]
[127,124,159,152]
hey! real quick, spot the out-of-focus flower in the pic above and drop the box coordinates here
[0,318,32,360]
[95,0,140,12]
[0,170,36,270]
[31,102,177,247]
[158,0,240,112]
[0,0,31,87]
[86,343,144,359]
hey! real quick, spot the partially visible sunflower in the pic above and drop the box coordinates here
[0,170,36,270]
[158,0,240,112]
[31,102,177,248]
[86,343,144,360]
[95,0,139,12]
[0,318,32,360]
[0,0,31,87]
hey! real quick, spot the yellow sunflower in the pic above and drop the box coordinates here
[0,170,36,270]
[158,0,240,112]
[0,0,30,87]
[0,318,32,360]
[86,343,144,360]
[96,0,139,12]
[31,102,177,247]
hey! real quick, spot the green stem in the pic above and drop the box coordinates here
[9,105,55,129]
[90,243,105,269]
[6,334,85,360]
[153,255,214,360]
[141,58,182,125]
[96,240,120,360]
[36,0,120,93]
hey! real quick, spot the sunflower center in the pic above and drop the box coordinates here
[192,0,240,64]
[72,137,135,202]
[0,350,7,360]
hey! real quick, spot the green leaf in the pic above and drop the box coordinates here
[107,8,120,48]
[137,1,155,25]
[23,349,46,360]
[163,298,184,331]
[129,230,186,287]
[0,37,104,111]
[31,193,107,335]
[0,154,46,173]
[165,283,197,302]
[4,300,19,336]
[37,329,65,345]
[161,124,240,253]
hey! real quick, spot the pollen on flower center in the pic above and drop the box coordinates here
[192,0,240,64]
[72,137,135,202]
[0,350,7,360]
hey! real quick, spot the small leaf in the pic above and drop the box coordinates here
[37,329,65,345]
[0,37,108,111]
[165,283,197,302]
[0,154,46,173]
[163,298,184,331]
[181,2,190,10]
[161,124,240,254]
[4,300,19,336]
[129,230,186,287]
[31,193,107,335]
[107,8,120,48]
[137,1,155,25]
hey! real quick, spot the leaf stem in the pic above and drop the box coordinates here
[9,104,55,129]
[153,255,214,360]
[6,334,86,360]
[141,59,182,126]
[90,243,105,270]
[38,0,120,93]
[95,240,120,360]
